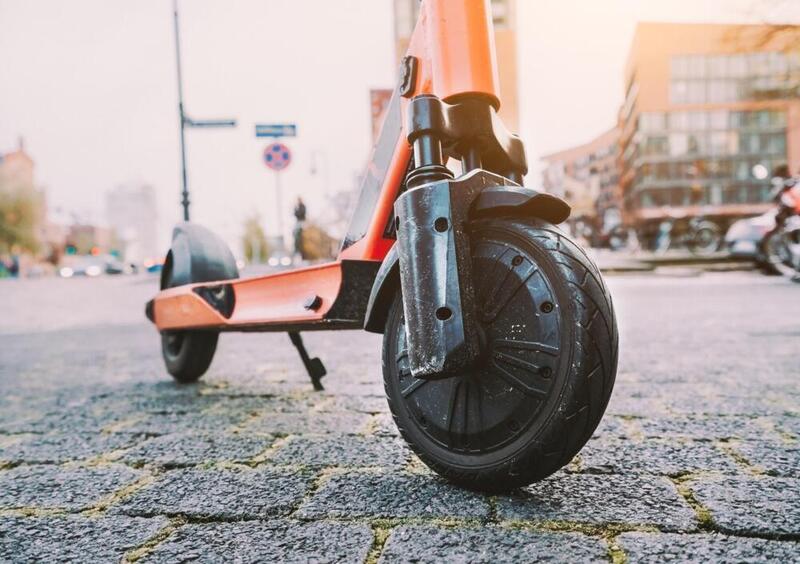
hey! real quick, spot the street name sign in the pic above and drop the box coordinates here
[255,124,297,138]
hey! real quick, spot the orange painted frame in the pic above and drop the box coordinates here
[151,0,502,332]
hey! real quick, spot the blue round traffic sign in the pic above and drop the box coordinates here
[264,142,292,171]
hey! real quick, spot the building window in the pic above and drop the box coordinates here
[689,111,708,130]
[670,51,800,105]
[709,110,728,130]
[672,55,690,79]
[668,112,689,131]
[632,108,789,209]
[640,112,666,132]
[669,133,689,156]
[709,132,730,156]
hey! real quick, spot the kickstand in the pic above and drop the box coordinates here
[288,332,326,391]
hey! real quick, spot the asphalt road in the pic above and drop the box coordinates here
[0,271,799,562]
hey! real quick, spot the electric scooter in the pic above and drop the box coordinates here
[146,0,619,492]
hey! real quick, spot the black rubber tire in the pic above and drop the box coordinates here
[688,223,722,255]
[382,218,618,492]
[159,252,220,384]
[762,229,799,277]
[161,331,218,384]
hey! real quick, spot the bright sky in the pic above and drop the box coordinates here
[1,0,797,252]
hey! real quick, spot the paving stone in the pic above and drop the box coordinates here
[378,526,608,563]
[244,411,371,436]
[269,436,410,469]
[372,412,401,437]
[322,382,386,397]
[0,464,143,511]
[689,475,800,538]
[104,391,219,415]
[0,405,125,434]
[605,395,668,417]
[639,416,778,442]
[0,515,168,563]
[664,396,785,417]
[142,520,373,564]
[316,395,388,414]
[0,432,138,463]
[120,432,274,467]
[618,531,800,563]
[114,467,312,519]
[731,441,800,478]
[204,395,316,417]
[113,411,246,435]
[496,473,697,531]
[579,438,738,476]
[591,415,635,439]
[771,415,800,440]
[297,472,491,520]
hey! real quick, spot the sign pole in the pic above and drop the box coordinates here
[275,168,285,251]
[261,139,293,253]
[173,0,190,221]
[172,0,236,222]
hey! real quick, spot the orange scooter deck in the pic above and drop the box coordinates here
[150,259,381,333]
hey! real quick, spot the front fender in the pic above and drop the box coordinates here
[471,185,570,224]
[363,244,400,333]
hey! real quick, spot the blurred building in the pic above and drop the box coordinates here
[0,139,35,186]
[541,127,621,233]
[64,224,116,256]
[105,183,158,263]
[370,89,394,143]
[393,0,519,130]
[619,22,800,237]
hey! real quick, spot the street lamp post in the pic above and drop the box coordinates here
[173,0,237,221]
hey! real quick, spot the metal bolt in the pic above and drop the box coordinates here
[436,307,452,321]
[303,295,323,311]
[540,301,554,313]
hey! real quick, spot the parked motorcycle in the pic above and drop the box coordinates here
[761,176,800,278]
[654,213,722,255]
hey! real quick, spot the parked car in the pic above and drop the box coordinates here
[59,256,105,278]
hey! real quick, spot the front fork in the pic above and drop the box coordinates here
[392,94,569,379]
[394,97,491,379]
[395,174,483,379]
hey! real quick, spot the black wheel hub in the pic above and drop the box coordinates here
[393,236,562,454]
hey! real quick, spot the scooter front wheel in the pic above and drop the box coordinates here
[382,218,618,492]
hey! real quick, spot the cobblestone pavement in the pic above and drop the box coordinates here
[1,272,799,563]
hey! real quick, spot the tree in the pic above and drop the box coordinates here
[724,2,800,54]
[725,24,800,53]
[299,222,338,260]
[0,177,40,255]
[242,214,268,264]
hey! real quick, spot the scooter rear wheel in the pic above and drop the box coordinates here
[161,330,218,384]
[382,218,618,492]
[159,254,220,384]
